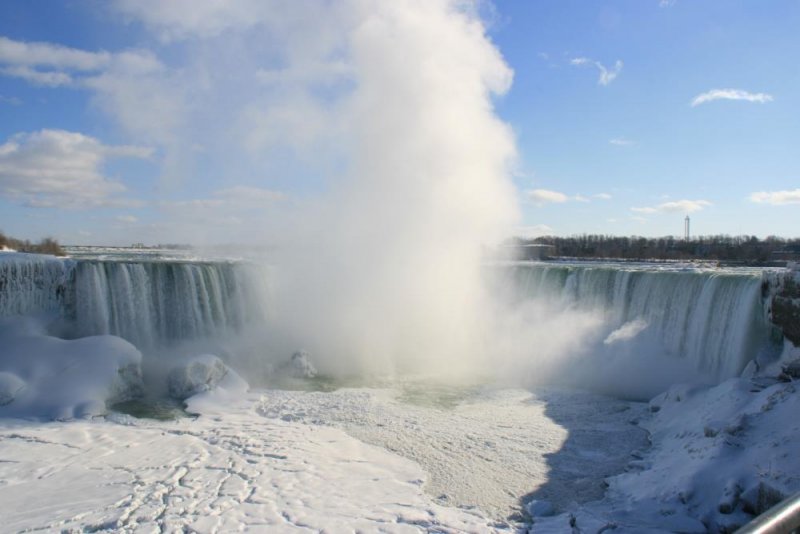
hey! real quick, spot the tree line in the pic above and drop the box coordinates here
[519,234,800,263]
[0,231,66,256]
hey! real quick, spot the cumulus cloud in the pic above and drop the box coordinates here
[528,188,568,205]
[0,36,179,152]
[571,57,623,85]
[631,199,711,214]
[690,89,773,107]
[527,188,604,206]
[749,189,800,205]
[0,129,150,208]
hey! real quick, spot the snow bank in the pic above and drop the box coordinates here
[530,375,800,532]
[0,317,143,420]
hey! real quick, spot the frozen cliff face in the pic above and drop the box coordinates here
[770,273,800,346]
[0,317,144,420]
[0,253,71,318]
[0,253,272,348]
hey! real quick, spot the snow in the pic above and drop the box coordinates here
[527,373,800,533]
[0,393,505,533]
[0,317,143,420]
[256,385,647,520]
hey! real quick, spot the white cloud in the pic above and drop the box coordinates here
[659,0,676,7]
[0,36,176,145]
[527,188,568,205]
[631,199,711,214]
[571,57,623,85]
[0,129,150,209]
[0,36,110,71]
[597,60,623,85]
[749,189,800,205]
[690,89,773,107]
[112,0,267,41]
[0,65,73,87]
[527,188,605,206]
[116,214,139,223]
[0,36,116,88]
[609,137,634,146]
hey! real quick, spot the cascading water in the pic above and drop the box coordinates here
[1,252,784,383]
[0,253,271,348]
[500,262,779,380]
[0,254,72,317]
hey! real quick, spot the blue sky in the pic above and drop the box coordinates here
[0,1,798,245]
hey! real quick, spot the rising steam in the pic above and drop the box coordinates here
[269,2,520,377]
[107,1,521,379]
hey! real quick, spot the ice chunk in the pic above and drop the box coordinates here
[168,354,248,400]
[281,350,318,379]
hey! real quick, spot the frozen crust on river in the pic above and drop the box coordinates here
[0,395,500,533]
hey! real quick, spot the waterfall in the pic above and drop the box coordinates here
[501,262,777,379]
[0,253,72,318]
[1,253,782,380]
[0,253,271,347]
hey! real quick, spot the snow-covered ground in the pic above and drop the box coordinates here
[0,384,648,532]
[2,359,800,532]
[0,393,497,533]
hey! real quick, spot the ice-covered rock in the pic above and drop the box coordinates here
[525,499,554,517]
[603,377,800,531]
[167,355,248,400]
[0,317,144,420]
[0,372,26,406]
[280,350,318,379]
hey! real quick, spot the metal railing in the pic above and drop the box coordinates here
[736,492,800,534]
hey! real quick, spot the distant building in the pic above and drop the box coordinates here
[131,242,145,248]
